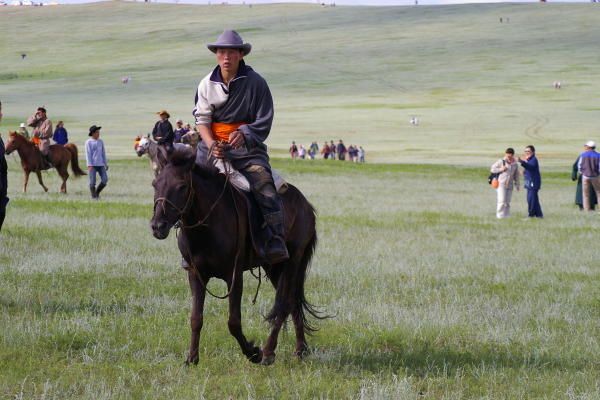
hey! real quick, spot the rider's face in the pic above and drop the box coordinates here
[216,48,244,78]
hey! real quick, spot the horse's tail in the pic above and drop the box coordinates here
[65,143,86,176]
[266,202,327,334]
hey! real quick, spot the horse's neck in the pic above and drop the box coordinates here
[187,173,231,223]
[15,138,37,158]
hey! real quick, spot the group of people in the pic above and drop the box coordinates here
[289,140,365,162]
[491,141,600,220]
[150,110,199,150]
[491,145,542,219]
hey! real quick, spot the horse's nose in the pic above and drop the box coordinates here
[151,219,169,239]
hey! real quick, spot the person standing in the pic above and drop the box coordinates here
[27,106,53,167]
[337,139,347,161]
[52,121,69,145]
[85,125,108,199]
[289,141,298,159]
[491,148,520,219]
[572,152,597,210]
[173,119,189,144]
[577,140,600,212]
[152,110,175,151]
[192,29,288,263]
[309,141,319,160]
[0,101,9,232]
[518,145,543,218]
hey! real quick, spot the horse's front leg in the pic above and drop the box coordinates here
[35,170,48,192]
[227,273,262,364]
[186,269,207,366]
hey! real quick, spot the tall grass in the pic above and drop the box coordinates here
[1,159,599,399]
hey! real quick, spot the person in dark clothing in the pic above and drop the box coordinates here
[572,154,597,210]
[518,145,543,218]
[152,110,174,151]
[0,101,9,232]
[193,30,288,264]
[173,119,189,144]
[337,139,347,161]
[576,140,600,212]
[52,121,69,145]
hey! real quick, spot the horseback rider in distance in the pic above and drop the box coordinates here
[27,106,53,169]
[193,30,289,265]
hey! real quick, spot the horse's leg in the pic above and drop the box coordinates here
[186,269,207,366]
[227,273,262,364]
[23,170,30,193]
[35,170,48,192]
[57,166,69,193]
[261,264,294,366]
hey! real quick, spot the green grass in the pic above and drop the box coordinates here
[1,158,600,399]
[2,2,600,398]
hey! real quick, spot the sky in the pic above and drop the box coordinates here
[41,0,594,5]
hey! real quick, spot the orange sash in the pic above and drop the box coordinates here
[31,136,41,146]
[211,122,245,143]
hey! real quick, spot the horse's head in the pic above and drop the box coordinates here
[135,136,149,157]
[4,131,20,155]
[150,148,196,239]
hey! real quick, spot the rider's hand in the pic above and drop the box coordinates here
[229,130,245,149]
[211,141,225,159]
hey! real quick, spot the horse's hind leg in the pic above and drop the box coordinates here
[227,274,262,364]
[35,171,48,192]
[262,264,294,366]
[186,270,207,366]
[58,167,69,193]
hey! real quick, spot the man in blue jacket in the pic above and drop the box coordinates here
[577,140,600,212]
[518,145,543,218]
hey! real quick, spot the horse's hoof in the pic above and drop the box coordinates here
[185,356,199,366]
[260,353,275,366]
[294,345,310,359]
[248,348,263,364]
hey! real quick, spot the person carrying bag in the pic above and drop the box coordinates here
[490,148,520,218]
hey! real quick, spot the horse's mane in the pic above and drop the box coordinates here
[167,148,220,180]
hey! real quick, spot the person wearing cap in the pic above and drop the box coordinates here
[173,119,189,144]
[518,145,543,218]
[193,29,288,264]
[152,110,174,151]
[0,101,9,232]
[572,150,597,211]
[27,106,53,167]
[17,122,30,139]
[85,125,108,199]
[577,140,600,212]
[52,120,69,145]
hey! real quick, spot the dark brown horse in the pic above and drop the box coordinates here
[4,131,86,193]
[150,150,322,366]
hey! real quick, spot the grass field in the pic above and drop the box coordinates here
[2,2,600,399]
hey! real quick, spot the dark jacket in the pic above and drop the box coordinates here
[53,126,68,145]
[152,120,174,145]
[0,136,8,200]
[520,155,541,190]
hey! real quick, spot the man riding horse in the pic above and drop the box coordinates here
[26,106,53,168]
[193,30,288,265]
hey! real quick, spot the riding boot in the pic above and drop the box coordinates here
[264,211,289,265]
[95,182,107,198]
[41,153,52,170]
[89,185,98,199]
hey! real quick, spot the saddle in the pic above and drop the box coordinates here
[212,159,288,261]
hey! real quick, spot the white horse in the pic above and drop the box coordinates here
[134,135,191,176]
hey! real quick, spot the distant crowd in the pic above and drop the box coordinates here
[289,140,365,163]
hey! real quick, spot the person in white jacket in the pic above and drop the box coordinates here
[491,148,520,218]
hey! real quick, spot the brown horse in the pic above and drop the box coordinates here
[150,150,323,366]
[4,131,86,193]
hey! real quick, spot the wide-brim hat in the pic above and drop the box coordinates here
[585,140,596,148]
[89,125,101,136]
[207,30,251,56]
[157,110,170,118]
[19,123,26,128]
